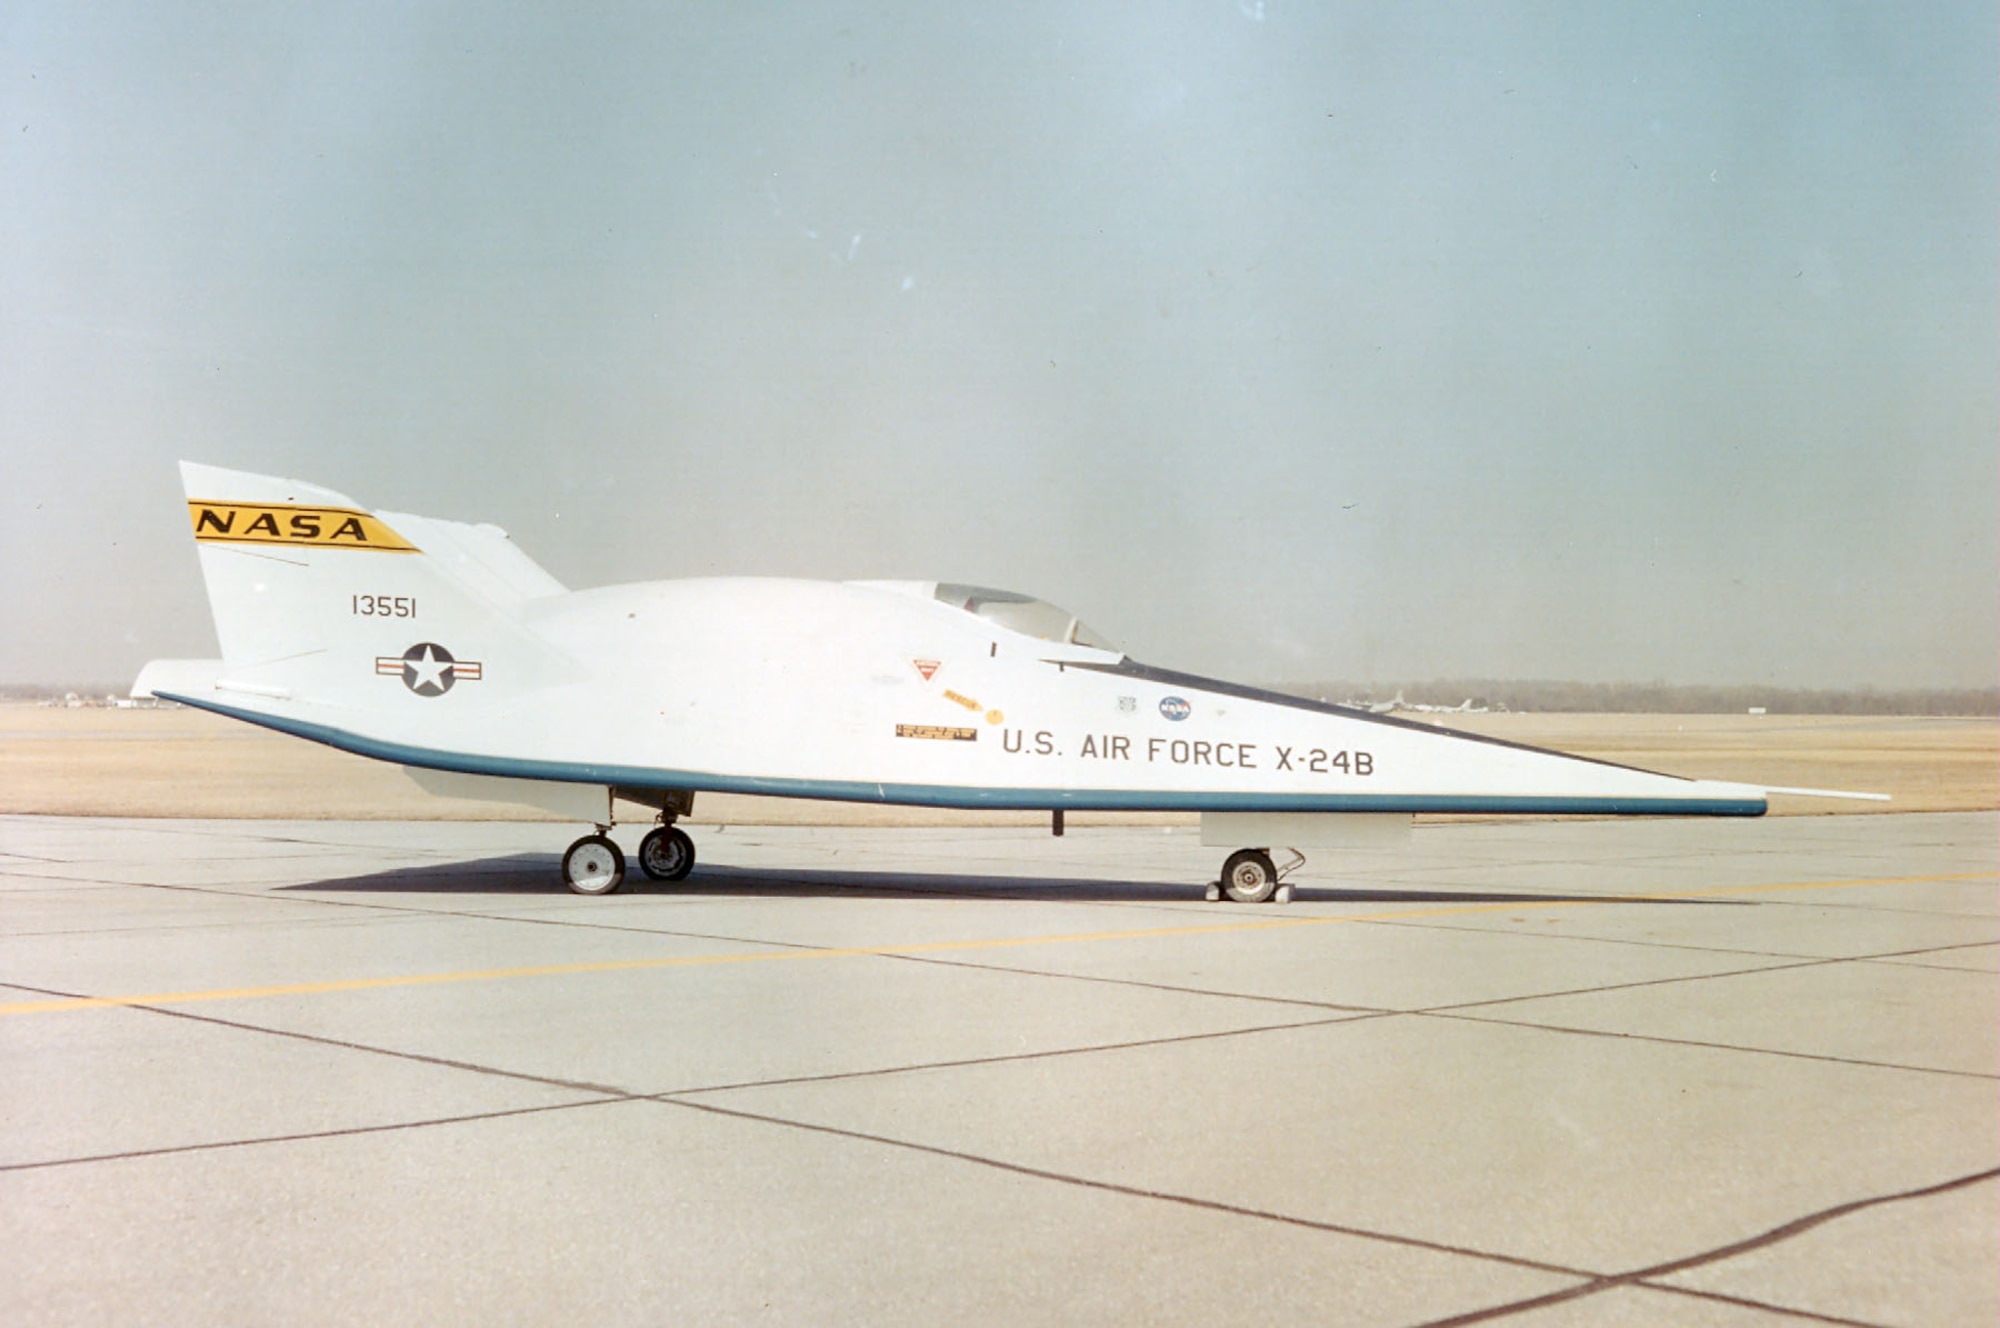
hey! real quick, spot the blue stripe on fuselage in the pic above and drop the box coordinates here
[158,692,1769,818]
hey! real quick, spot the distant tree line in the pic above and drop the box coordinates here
[1274,679,2000,717]
[0,684,134,702]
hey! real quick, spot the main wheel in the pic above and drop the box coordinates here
[1221,848,1279,904]
[562,834,626,895]
[638,826,695,881]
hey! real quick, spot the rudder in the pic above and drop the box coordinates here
[174,462,570,708]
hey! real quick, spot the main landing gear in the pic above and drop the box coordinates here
[560,797,698,895]
[1206,847,1305,905]
[638,825,695,881]
[562,833,625,896]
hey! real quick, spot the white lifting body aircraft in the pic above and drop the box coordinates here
[135,464,1881,900]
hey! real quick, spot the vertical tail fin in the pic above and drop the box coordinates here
[162,462,571,708]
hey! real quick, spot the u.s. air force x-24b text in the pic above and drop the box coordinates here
[1000,730,1375,774]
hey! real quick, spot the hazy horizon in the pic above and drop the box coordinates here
[6,4,1996,691]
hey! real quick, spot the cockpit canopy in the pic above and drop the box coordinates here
[932,583,1117,650]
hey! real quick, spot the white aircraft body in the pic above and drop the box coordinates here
[135,464,1880,900]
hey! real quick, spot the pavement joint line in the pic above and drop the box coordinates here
[1622,1166,2000,1281]
[876,948,1390,1014]
[3,868,1990,1018]
[0,874,422,910]
[0,867,172,887]
[31,972,1928,1312]
[1410,1277,1887,1328]
[0,1100,618,1175]
[1421,1009,2000,1081]
[1632,1284,1891,1327]
[650,1094,1601,1283]
[1407,1167,2000,1328]
[659,1011,1386,1100]
[0,877,529,926]
[0,976,642,1098]
[878,947,2000,1081]
[1863,954,2000,976]
[664,1016,1384,1096]
[1734,897,2000,920]
[1362,914,1875,962]
[1420,955,1855,1015]
[0,913,449,940]
[1422,936,2000,1014]
[0,989,1381,1174]
[11,939,1983,1095]
[1856,939,2000,961]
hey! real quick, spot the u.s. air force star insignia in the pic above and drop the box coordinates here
[375,643,483,696]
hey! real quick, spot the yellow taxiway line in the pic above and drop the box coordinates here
[1,870,1991,1019]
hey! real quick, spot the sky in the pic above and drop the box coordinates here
[4,3,1995,690]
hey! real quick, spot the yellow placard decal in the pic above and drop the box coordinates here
[188,501,419,553]
[896,723,978,742]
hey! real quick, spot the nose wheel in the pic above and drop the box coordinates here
[562,833,626,895]
[1219,848,1279,903]
[1207,848,1302,904]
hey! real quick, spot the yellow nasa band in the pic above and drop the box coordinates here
[187,501,419,553]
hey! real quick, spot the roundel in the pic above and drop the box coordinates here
[1159,695,1191,722]
[401,642,460,697]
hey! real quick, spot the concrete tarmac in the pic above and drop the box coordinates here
[1,812,1994,1326]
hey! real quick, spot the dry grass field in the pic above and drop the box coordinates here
[1,702,1991,824]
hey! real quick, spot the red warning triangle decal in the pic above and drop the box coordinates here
[913,659,940,681]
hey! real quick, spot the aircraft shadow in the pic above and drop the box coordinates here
[278,854,558,895]
[281,855,1739,907]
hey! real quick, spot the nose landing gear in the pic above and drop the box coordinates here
[1206,847,1303,904]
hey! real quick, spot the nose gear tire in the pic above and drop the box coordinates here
[1221,848,1279,904]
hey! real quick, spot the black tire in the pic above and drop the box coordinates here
[562,834,626,895]
[1221,848,1279,904]
[638,826,695,881]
